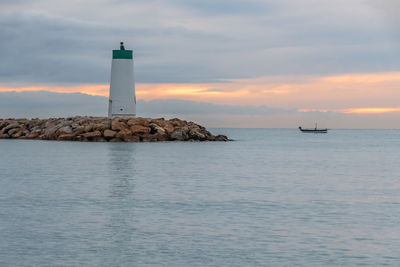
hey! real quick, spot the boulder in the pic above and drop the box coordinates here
[44,120,56,128]
[0,133,9,138]
[3,123,20,133]
[0,121,8,130]
[82,131,102,138]
[103,129,117,138]
[43,125,60,139]
[170,127,189,141]
[26,131,40,139]
[149,123,166,135]
[58,126,73,134]
[74,126,87,135]
[155,133,169,141]
[11,129,23,138]
[116,129,133,140]
[122,135,140,142]
[93,121,110,131]
[71,122,81,129]
[22,129,30,137]
[127,117,149,127]
[140,134,159,142]
[92,136,107,142]
[84,124,94,132]
[111,120,127,131]
[162,123,175,133]
[7,128,21,136]
[58,133,76,141]
[170,118,186,127]
[78,117,93,125]
[214,135,229,141]
[130,125,150,135]
[189,128,206,140]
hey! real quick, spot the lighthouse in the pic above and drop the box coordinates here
[108,42,136,118]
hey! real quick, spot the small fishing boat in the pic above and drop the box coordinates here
[298,123,328,133]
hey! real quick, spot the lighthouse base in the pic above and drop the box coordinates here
[109,114,136,119]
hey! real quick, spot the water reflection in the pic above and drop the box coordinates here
[107,143,137,198]
[105,143,138,264]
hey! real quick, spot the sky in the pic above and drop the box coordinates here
[0,0,400,128]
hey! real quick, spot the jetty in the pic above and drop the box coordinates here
[0,116,229,142]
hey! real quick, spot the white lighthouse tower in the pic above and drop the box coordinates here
[108,42,136,118]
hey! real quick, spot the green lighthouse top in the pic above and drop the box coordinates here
[112,42,132,59]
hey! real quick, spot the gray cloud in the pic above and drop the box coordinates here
[0,91,292,118]
[138,98,295,116]
[0,0,399,85]
[168,0,271,16]
[0,91,107,118]
[366,0,400,46]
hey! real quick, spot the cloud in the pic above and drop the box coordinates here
[0,13,110,83]
[138,98,294,115]
[0,90,291,118]
[0,91,107,118]
[0,0,399,86]
[167,0,270,16]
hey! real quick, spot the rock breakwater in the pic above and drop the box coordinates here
[0,117,229,142]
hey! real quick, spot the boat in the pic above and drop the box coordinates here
[298,123,328,133]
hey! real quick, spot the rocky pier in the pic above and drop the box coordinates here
[0,117,229,142]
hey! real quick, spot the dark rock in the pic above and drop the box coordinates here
[58,126,73,134]
[214,135,229,141]
[3,123,20,133]
[26,131,40,139]
[122,135,140,142]
[140,134,159,142]
[58,133,76,141]
[43,125,60,139]
[189,128,206,140]
[149,123,166,135]
[8,128,21,136]
[170,127,188,141]
[0,133,9,138]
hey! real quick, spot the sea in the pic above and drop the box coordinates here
[1,129,400,266]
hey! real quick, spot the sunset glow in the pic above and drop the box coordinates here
[1,72,400,115]
[298,107,400,114]
[339,108,400,114]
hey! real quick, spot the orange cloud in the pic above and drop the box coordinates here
[136,83,249,102]
[339,107,400,114]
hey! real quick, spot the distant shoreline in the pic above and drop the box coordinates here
[0,116,229,142]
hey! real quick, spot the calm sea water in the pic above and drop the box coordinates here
[1,129,400,266]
